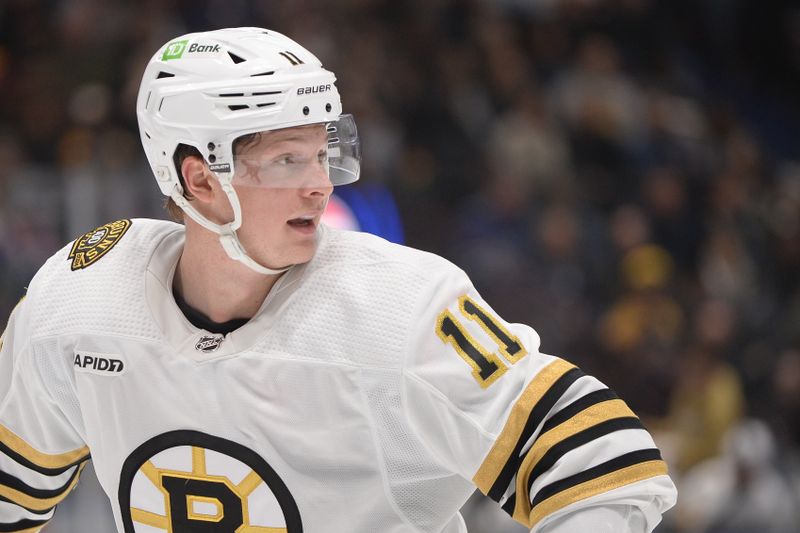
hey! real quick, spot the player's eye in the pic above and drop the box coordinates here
[275,154,295,165]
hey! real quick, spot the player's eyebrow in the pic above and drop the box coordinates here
[265,123,326,140]
[261,131,327,151]
[263,128,325,143]
[266,137,318,147]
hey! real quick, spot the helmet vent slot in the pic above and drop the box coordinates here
[279,51,304,66]
[228,105,249,111]
[251,71,275,77]
[252,91,281,96]
[156,71,175,79]
[228,52,246,64]
[219,93,244,97]
[256,103,276,108]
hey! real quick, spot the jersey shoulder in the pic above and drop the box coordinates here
[25,218,182,341]
[315,225,462,282]
[313,226,471,326]
[257,226,466,369]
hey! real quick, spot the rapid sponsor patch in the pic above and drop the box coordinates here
[74,351,127,375]
[68,219,132,270]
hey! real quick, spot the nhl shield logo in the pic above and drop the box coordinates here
[195,334,224,353]
[68,219,132,271]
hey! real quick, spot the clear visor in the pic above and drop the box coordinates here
[229,114,360,189]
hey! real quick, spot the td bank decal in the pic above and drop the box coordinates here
[161,39,188,60]
[119,430,302,532]
[162,40,221,61]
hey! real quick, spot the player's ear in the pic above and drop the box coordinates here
[181,156,215,203]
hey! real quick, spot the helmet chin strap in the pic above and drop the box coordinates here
[171,188,292,276]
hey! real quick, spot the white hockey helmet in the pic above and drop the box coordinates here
[136,27,359,274]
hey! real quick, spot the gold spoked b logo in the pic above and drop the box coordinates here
[119,430,302,532]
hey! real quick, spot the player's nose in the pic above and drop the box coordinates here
[300,162,333,197]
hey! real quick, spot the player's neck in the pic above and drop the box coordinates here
[174,225,283,324]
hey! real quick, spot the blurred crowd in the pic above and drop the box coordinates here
[1,0,800,532]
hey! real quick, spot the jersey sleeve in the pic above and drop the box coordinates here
[0,297,90,531]
[401,265,676,532]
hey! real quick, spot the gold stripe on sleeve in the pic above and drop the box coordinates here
[511,399,636,522]
[14,526,46,533]
[0,423,89,470]
[0,462,87,512]
[473,358,576,492]
[527,460,669,529]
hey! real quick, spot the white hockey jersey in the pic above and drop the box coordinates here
[0,218,676,532]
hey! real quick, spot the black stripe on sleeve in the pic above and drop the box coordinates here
[530,448,664,509]
[487,367,586,501]
[0,441,90,476]
[525,417,645,495]
[498,389,620,517]
[0,518,50,532]
[501,492,516,515]
[0,494,54,515]
[538,388,619,435]
[0,461,84,503]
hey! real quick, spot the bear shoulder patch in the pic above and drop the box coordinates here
[68,219,132,271]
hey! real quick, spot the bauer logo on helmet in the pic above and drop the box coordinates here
[297,84,332,96]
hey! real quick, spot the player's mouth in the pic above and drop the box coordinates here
[286,214,318,234]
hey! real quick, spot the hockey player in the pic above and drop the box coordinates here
[0,28,676,532]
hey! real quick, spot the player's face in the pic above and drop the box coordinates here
[229,124,333,269]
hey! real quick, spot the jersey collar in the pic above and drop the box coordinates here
[144,225,326,361]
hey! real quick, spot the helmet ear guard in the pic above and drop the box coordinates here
[136,27,360,274]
